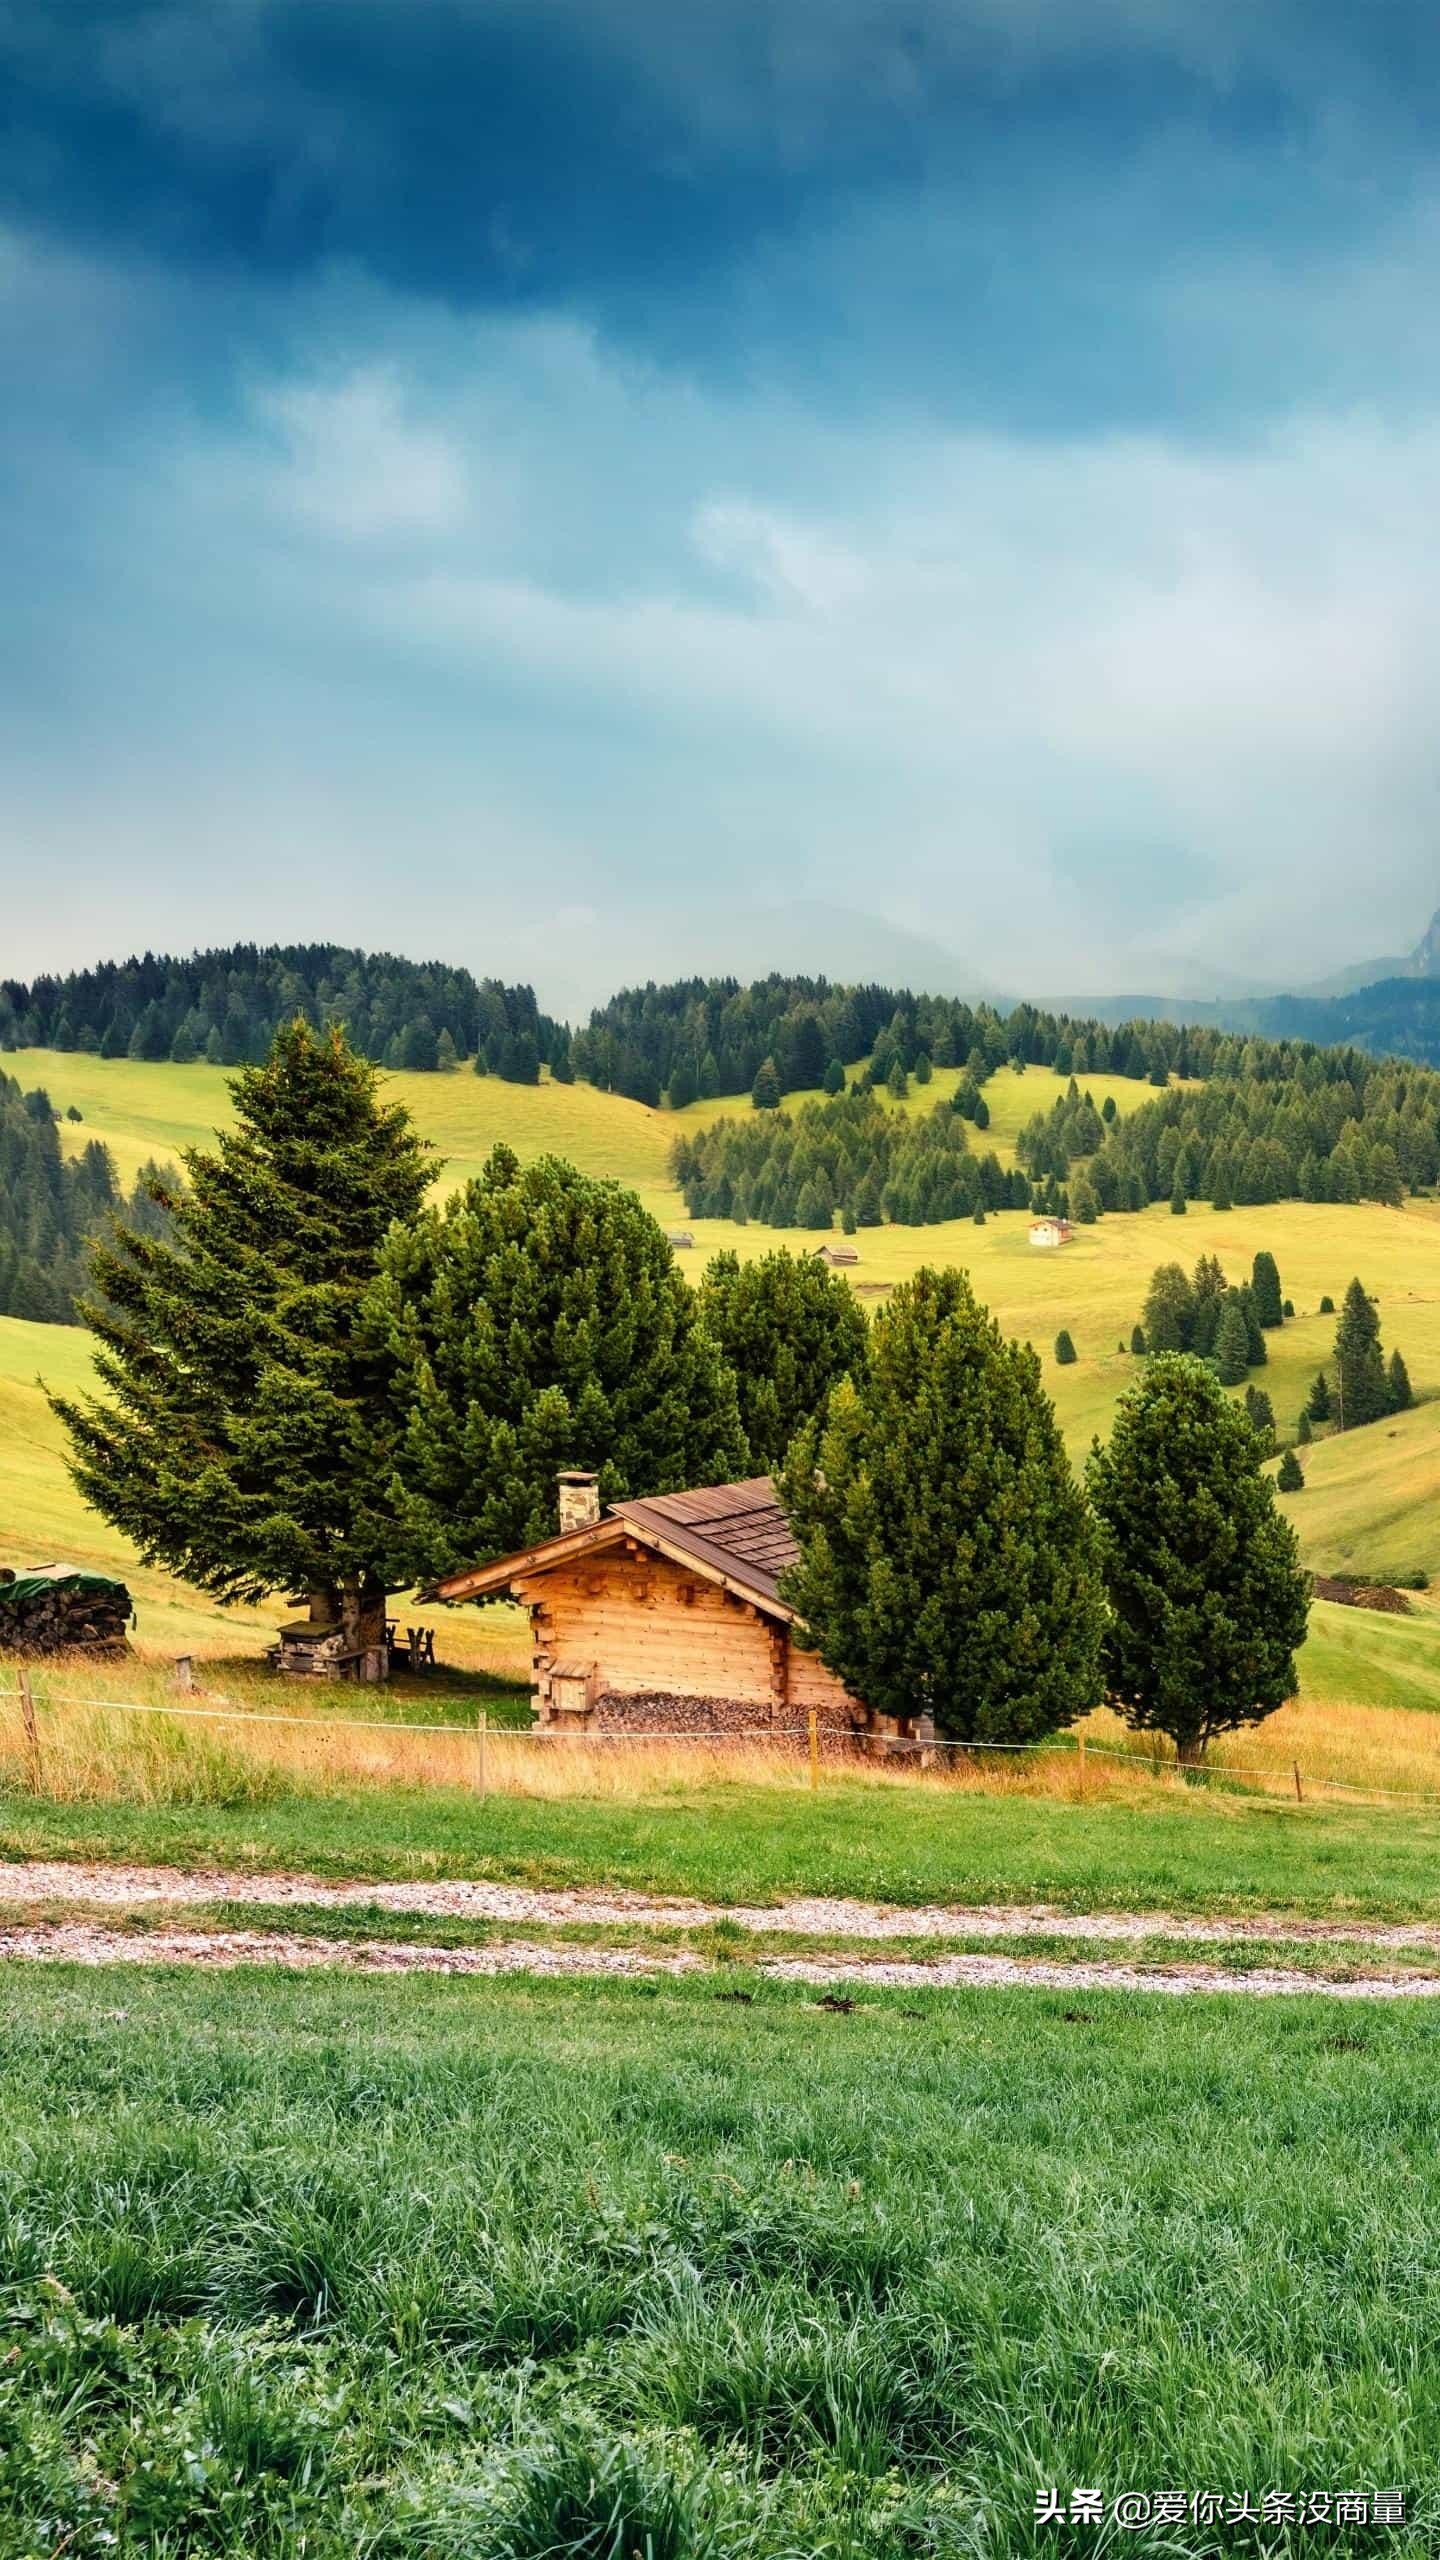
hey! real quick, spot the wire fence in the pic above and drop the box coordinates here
[3,1669,1440,1810]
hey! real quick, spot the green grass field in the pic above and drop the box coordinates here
[2,1961,1437,2557]
[7,1046,1440,1654]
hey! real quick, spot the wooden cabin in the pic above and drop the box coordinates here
[424,1472,931,1751]
[813,1242,860,1266]
[666,1228,695,1250]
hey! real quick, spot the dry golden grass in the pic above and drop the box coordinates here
[3,1646,1438,1815]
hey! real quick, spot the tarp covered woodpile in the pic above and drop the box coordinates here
[0,1566,133,1653]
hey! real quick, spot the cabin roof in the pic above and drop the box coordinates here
[421,1475,800,1617]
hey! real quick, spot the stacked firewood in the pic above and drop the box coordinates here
[0,1567,134,1653]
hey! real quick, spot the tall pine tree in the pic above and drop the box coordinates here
[52,1022,432,1658]
[780,1267,1104,1741]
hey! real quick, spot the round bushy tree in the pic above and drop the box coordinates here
[780,1267,1105,1741]
[1087,1354,1309,1764]
[698,1247,869,1476]
[367,1147,749,1579]
[52,1021,432,1653]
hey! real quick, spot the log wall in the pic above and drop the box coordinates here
[513,1548,865,1733]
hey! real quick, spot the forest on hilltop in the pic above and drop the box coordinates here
[0,945,564,1081]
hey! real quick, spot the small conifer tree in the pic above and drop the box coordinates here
[1297,1408,1313,1445]
[1251,1250,1283,1327]
[1334,1277,1389,1428]
[1054,1329,1077,1365]
[1130,1324,1146,1355]
[1213,1302,1250,1386]
[1307,1370,1332,1423]
[823,1057,846,1096]
[1277,1447,1304,1492]
[751,1057,782,1111]
[1388,1348,1413,1412]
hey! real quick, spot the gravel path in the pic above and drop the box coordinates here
[1,1917,1438,1996]
[3,1856,1440,1953]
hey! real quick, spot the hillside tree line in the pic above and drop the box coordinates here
[0,1071,172,1323]
[0,944,565,1080]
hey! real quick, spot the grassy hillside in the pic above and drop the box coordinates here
[5,1048,1440,1671]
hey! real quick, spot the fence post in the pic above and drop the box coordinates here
[174,1655,194,1692]
[1076,1734,1086,1799]
[808,1708,819,1791]
[17,1668,41,1794]
[476,1707,487,1797]
[1293,1761,1303,1804]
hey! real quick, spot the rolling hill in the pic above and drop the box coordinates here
[4,1045,1440,1695]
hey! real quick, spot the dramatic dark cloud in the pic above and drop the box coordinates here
[4,0,1440,1000]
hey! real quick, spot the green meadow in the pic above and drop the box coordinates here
[5,1046,1440,1668]
[2,1962,1437,2558]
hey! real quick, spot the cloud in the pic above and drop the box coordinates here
[250,371,470,539]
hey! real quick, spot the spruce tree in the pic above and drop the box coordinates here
[1170,1178,1187,1215]
[1142,1263,1194,1354]
[781,1268,1104,1742]
[52,1022,432,1655]
[1334,1277,1389,1428]
[1297,1408,1313,1445]
[1087,1354,1309,1764]
[1250,1250,1283,1327]
[1243,1384,1275,1453]
[367,1147,748,1579]
[1054,1329,1077,1365]
[1277,1447,1304,1492]
[1213,1301,1250,1386]
[1388,1348,1413,1412]
[823,1058,846,1096]
[698,1247,869,1477]
[1130,1324,1147,1355]
[1307,1370,1332,1423]
[751,1057,782,1111]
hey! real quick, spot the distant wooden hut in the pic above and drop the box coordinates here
[813,1242,860,1266]
[666,1229,695,1250]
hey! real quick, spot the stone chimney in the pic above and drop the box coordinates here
[557,1469,602,1534]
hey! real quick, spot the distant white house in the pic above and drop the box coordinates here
[1028,1217,1073,1249]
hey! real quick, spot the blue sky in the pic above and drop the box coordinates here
[5,1,1440,1012]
